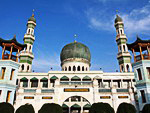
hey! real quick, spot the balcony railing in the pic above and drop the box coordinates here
[99,89,111,92]
[2,54,17,61]
[116,88,129,92]
[24,89,36,93]
[41,89,54,93]
[135,54,150,62]
[60,81,92,85]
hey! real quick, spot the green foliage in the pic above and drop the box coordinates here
[117,102,136,113]
[142,104,150,113]
[89,102,115,113]
[15,103,35,113]
[0,102,14,113]
[38,103,63,113]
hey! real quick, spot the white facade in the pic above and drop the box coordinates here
[15,71,136,113]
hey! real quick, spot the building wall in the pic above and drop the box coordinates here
[14,71,136,113]
[0,60,19,104]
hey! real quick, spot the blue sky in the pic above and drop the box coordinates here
[0,0,150,72]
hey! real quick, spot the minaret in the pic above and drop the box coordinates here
[19,13,36,72]
[114,15,132,72]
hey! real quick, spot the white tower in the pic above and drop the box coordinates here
[19,13,36,72]
[114,15,132,72]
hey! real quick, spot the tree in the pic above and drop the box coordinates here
[89,102,114,113]
[117,102,136,113]
[142,104,150,113]
[0,102,14,113]
[15,103,35,113]
[38,103,63,113]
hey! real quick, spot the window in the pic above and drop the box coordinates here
[73,66,76,71]
[65,67,67,71]
[43,81,48,88]
[22,65,24,71]
[141,90,146,103]
[77,66,80,71]
[123,45,126,52]
[82,66,84,71]
[1,67,6,79]
[27,66,29,72]
[29,46,31,52]
[0,90,2,96]
[6,91,11,103]
[126,64,130,72]
[137,68,142,80]
[10,69,15,80]
[147,67,150,79]
[28,29,30,34]
[23,81,28,87]
[120,30,123,34]
[121,65,124,72]
[69,66,71,71]
[31,80,38,87]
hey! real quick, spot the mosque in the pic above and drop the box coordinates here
[0,13,150,113]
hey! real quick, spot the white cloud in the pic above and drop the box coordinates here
[86,2,150,37]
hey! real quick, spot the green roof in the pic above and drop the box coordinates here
[21,77,28,81]
[31,77,38,80]
[71,76,81,80]
[41,77,48,81]
[50,76,58,80]
[83,76,91,80]
[83,104,91,108]
[60,42,91,62]
[62,104,68,108]
[115,15,123,23]
[71,104,81,108]
[60,76,69,80]
[28,14,36,23]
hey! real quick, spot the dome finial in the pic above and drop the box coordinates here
[116,10,119,16]
[74,34,77,43]
[32,9,35,17]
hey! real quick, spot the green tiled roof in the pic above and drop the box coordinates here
[60,76,69,80]
[21,77,28,81]
[31,77,38,80]
[50,76,58,80]
[83,76,91,80]
[83,104,91,108]
[71,76,81,80]
[71,104,81,108]
[62,104,68,108]
[60,42,91,62]
[41,77,48,81]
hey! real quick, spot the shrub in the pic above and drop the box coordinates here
[0,102,14,113]
[15,103,35,113]
[89,102,114,113]
[38,103,63,113]
[117,102,136,113]
[142,104,150,113]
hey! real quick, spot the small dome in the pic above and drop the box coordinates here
[60,42,91,63]
[115,15,122,23]
[28,14,36,23]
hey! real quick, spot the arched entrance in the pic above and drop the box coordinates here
[62,96,91,113]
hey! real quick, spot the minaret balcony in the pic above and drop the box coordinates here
[134,54,150,62]
[2,54,17,62]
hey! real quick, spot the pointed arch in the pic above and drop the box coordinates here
[60,76,69,81]
[77,66,80,71]
[73,66,76,71]
[82,76,91,81]
[69,66,71,71]
[71,76,81,81]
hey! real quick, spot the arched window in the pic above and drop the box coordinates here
[73,66,76,71]
[65,67,67,71]
[27,65,29,72]
[86,67,88,71]
[82,66,84,71]
[77,66,80,71]
[120,30,123,34]
[69,66,71,71]
[126,64,130,72]
[22,64,24,71]
[29,46,31,52]
[28,29,30,34]
[123,45,126,52]
[119,46,121,52]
